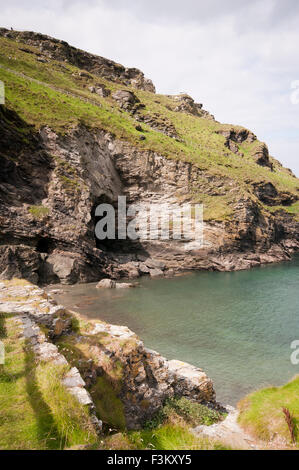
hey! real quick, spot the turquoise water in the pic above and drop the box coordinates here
[51,256,299,405]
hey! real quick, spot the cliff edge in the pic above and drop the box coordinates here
[0,29,298,284]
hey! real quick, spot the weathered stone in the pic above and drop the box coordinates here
[149,268,164,278]
[145,258,166,270]
[0,31,298,287]
[0,280,217,430]
[53,317,66,336]
[135,113,179,139]
[62,367,86,388]
[0,245,40,284]
[96,278,116,288]
[94,84,110,97]
[44,253,79,284]
[0,29,156,92]
[67,386,93,406]
[115,282,135,289]
[138,263,151,274]
[112,90,142,113]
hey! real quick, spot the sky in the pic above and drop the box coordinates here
[1,0,299,175]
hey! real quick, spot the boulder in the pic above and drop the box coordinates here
[112,90,143,112]
[149,268,164,278]
[0,245,41,284]
[138,263,151,274]
[173,93,202,116]
[62,367,86,388]
[95,84,110,97]
[44,253,79,284]
[115,282,135,289]
[96,278,116,288]
[145,258,166,270]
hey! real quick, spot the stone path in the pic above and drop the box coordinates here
[0,281,102,430]
[193,405,260,450]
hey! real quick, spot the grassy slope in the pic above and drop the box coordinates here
[0,36,298,222]
[103,397,230,450]
[238,376,299,447]
[0,312,98,450]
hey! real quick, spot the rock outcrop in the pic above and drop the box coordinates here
[0,29,298,284]
[0,113,298,283]
[172,93,214,120]
[0,28,155,92]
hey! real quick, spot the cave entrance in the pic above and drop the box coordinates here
[91,196,116,251]
[36,237,53,254]
[91,196,147,255]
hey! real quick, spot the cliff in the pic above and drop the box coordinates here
[0,28,299,284]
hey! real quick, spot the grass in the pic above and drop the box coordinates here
[0,313,98,450]
[92,376,126,430]
[100,397,230,450]
[238,376,299,446]
[56,333,126,430]
[145,397,224,429]
[0,280,231,450]
[101,425,230,450]
[28,205,50,219]
[265,200,299,220]
[128,423,230,450]
[114,397,230,450]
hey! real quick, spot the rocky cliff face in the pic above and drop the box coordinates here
[0,30,298,284]
[0,28,155,92]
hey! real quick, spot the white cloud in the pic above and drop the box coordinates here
[1,0,299,175]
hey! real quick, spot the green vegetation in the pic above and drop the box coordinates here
[56,331,126,430]
[128,424,230,450]
[122,397,227,450]
[0,281,231,450]
[238,376,299,446]
[92,376,126,430]
[28,205,50,219]
[101,397,229,450]
[0,313,98,450]
[145,397,224,429]
[265,200,299,221]
[101,426,230,450]
[106,397,228,451]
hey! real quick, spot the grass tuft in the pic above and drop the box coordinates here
[0,313,98,450]
[28,205,50,219]
[238,376,299,446]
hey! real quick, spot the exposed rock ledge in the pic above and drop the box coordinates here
[0,117,298,285]
[0,279,216,429]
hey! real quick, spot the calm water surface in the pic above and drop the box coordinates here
[50,256,299,404]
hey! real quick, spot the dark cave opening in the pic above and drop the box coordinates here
[91,196,149,256]
[91,195,117,251]
[36,237,53,254]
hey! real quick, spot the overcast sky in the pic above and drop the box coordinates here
[1,0,299,175]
